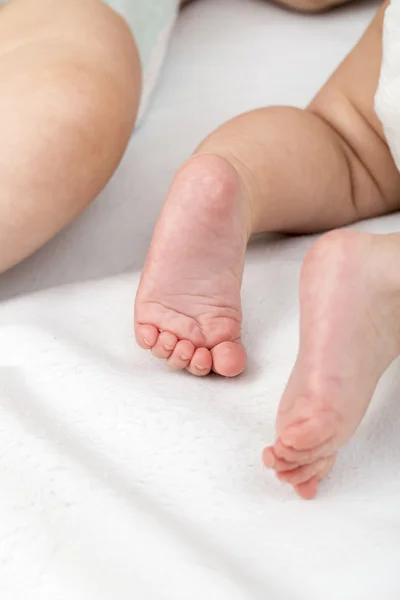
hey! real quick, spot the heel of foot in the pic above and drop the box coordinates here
[179,154,243,218]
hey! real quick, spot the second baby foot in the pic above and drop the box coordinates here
[135,154,250,377]
[264,230,400,498]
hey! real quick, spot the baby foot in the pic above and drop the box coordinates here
[264,230,400,498]
[135,154,250,376]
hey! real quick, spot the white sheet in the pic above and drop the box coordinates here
[2,1,400,598]
[376,0,400,170]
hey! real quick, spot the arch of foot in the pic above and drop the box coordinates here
[375,1,400,173]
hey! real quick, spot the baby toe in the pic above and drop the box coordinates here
[168,340,195,369]
[280,414,337,450]
[293,476,319,500]
[211,341,246,377]
[152,331,177,359]
[277,457,328,486]
[135,324,158,349]
[262,447,300,472]
[274,436,336,465]
[187,348,212,376]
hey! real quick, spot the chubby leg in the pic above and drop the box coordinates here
[0,0,140,272]
[263,228,400,497]
[135,0,398,387]
[262,1,400,498]
[136,2,400,496]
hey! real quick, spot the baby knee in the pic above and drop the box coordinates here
[65,66,134,150]
[45,1,140,141]
[39,26,140,163]
[5,0,141,160]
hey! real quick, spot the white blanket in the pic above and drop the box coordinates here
[376,0,400,170]
[2,1,400,598]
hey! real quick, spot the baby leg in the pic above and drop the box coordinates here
[261,1,400,498]
[135,1,398,388]
[0,0,140,272]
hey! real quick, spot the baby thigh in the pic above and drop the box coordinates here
[0,0,140,272]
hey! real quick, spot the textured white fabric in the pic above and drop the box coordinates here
[376,0,400,171]
[3,1,400,599]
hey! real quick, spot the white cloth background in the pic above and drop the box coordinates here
[2,1,400,599]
